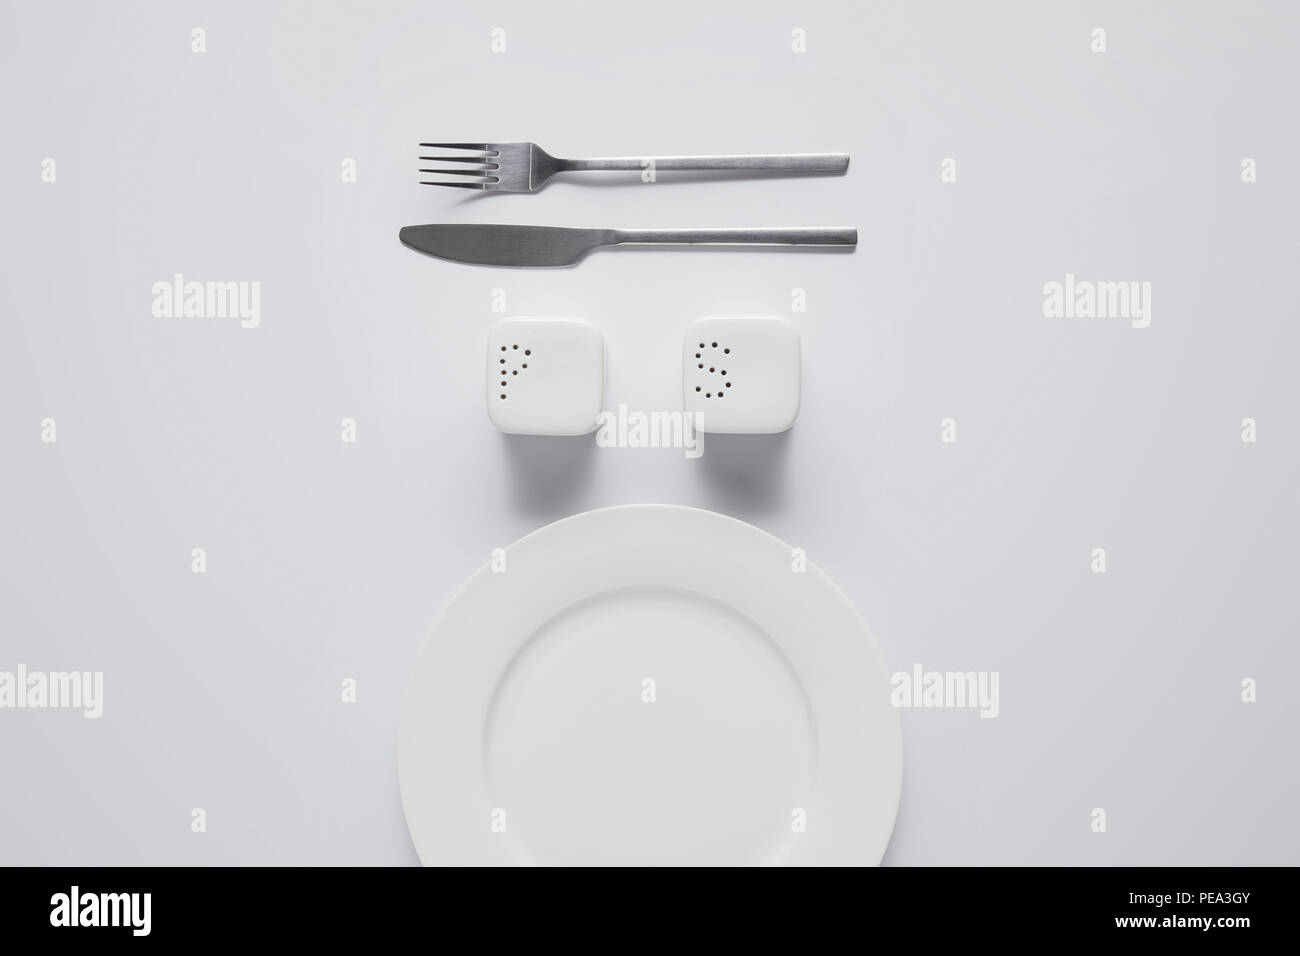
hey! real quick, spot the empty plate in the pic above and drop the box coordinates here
[398,505,901,866]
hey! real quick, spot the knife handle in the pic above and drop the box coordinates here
[562,153,849,173]
[613,227,856,247]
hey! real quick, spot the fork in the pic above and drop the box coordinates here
[418,142,850,192]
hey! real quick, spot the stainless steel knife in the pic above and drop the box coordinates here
[398,224,856,267]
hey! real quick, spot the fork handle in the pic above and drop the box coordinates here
[561,153,849,173]
[613,227,856,247]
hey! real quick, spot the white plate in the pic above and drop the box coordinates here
[398,505,902,866]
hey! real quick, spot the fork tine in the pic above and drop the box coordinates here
[418,143,499,153]
[417,168,498,178]
[419,180,491,189]
[417,154,498,165]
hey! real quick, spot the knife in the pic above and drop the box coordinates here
[398,224,856,267]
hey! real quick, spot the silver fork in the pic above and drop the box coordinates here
[418,142,849,192]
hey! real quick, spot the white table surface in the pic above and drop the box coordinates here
[1,0,1296,865]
